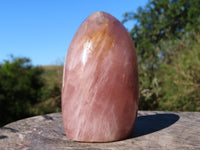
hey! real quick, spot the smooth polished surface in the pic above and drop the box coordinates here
[62,11,138,142]
[1,111,200,150]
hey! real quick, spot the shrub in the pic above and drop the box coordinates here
[0,56,44,126]
[158,33,200,111]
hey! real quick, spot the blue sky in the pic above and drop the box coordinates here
[0,0,148,66]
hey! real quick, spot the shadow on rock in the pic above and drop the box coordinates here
[0,135,8,139]
[130,113,180,138]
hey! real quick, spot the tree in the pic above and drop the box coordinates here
[122,0,200,110]
[0,56,44,126]
[158,33,200,111]
[123,0,200,56]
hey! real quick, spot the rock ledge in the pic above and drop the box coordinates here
[0,111,199,150]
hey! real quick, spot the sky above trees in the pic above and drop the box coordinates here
[0,0,148,66]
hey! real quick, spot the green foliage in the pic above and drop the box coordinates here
[31,65,62,115]
[0,57,63,126]
[159,34,200,111]
[123,0,200,110]
[123,0,200,51]
[0,56,44,126]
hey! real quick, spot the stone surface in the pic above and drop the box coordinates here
[62,11,138,142]
[0,111,200,150]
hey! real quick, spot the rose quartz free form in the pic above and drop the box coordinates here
[62,11,138,142]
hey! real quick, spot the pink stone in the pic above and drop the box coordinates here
[62,11,138,142]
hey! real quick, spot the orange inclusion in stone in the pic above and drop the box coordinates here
[79,21,114,62]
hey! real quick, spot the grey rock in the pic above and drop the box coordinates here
[0,111,199,150]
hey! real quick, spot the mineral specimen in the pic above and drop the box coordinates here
[62,11,138,142]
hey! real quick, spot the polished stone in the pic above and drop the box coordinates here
[62,11,138,142]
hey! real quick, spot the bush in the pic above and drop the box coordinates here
[30,65,63,115]
[158,33,200,111]
[0,56,44,126]
[123,0,200,110]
